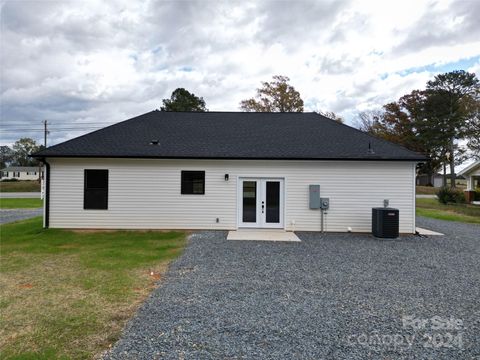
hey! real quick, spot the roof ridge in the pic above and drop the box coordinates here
[153,110,317,114]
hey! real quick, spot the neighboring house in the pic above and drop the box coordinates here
[0,166,42,181]
[459,161,480,204]
[416,173,444,187]
[416,173,464,188]
[32,111,425,233]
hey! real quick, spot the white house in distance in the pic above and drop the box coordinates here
[32,111,425,233]
[0,166,42,181]
[459,160,480,204]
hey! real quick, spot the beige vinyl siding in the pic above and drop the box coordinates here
[48,158,416,233]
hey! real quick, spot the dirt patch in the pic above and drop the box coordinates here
[17,283,34,289]
[0,253,176,359]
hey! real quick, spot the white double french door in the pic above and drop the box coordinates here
[238,178,284,228]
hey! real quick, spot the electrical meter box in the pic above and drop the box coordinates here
[320,198,330,210]
[309,185,320,209]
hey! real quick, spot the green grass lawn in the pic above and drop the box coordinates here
[0,198,43,209]
[0,180,41,192]
[0,217,186,359]
[416,198,480,224]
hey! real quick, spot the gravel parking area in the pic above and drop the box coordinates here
[0,192,41,198]
[0,208,42,224]
[106,217,479,359]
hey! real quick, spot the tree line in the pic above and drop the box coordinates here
[3,71,478,187]
[162,71,479,188]
[355,70,479,187]
[1,138,44,168]
[160,75,343,121]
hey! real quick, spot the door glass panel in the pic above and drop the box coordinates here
[242,181,257,223]
[265,181,280,223]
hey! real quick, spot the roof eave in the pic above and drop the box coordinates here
[31,154,427,161]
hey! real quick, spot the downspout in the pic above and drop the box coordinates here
[42,158,50,228]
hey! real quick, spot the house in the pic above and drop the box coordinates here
[416,173,444,187]
[459,161,480,203]
[32,111,425,233]
[0,166,42,181]
[416,173,465,188]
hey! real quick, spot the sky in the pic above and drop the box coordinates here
[1,0,480,148]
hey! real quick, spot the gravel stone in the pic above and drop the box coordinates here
[0,208,42,224]
[105,217,479,359]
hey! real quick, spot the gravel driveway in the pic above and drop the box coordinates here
[0,208,43,224]
[106,217,479,359]
[0,192,41,198]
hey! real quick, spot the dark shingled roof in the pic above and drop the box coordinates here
[33,111,426,161]
[1,166,40,172]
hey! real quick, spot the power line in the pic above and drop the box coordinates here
[0,127,103,132]
[0,127,102,134]
[1,122,115,126]
[0,127,105,131]
[0,124,114,129]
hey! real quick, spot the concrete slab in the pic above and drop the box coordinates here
[416,227,444,236]
[227,229,301,242]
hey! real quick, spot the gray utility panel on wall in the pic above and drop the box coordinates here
[309,185,320,209]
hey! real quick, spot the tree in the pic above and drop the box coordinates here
[354,110,384,134]
[353,71,479,188]
[12,138,42,166]
[354,94,443,185]
[462,94,480,159]
[160,88,207,112]
[0,145,14,169]
[381,91,443,184]
[240,75,304,112]
[425,70,479,187]
[317,110,344,123]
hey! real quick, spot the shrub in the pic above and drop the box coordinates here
[436,187,466,204]
[474,191,480,201]
[0,178,19,182]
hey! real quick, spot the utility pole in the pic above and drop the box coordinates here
[39,120,48,191]
[43,120,48,147]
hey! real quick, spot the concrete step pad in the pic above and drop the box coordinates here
[227,229,301,242]
[416,227,444,236]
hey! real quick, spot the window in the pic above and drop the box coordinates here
[181,171,205,194]
[84,169,108,209]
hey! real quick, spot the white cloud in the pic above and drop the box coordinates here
[1,0,479,145]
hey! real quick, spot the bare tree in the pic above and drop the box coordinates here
[353,110,384,133]
[316,110,344,123]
